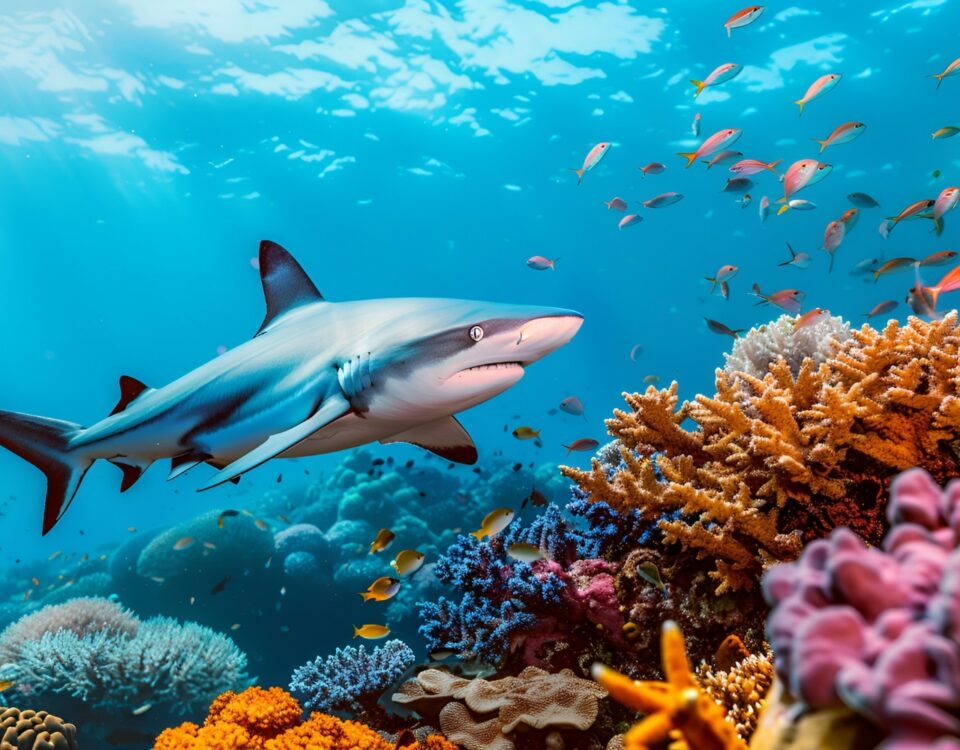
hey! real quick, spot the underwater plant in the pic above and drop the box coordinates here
[288,638,415,718]
[762,467,960,749]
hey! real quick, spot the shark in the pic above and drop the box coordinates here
[0,240,583,535]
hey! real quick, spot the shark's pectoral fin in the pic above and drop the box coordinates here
[199,393,351,490]
[381,416,478,465]
[110,375,153,416]
[168,450,212,481]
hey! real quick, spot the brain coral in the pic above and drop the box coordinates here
[562,313,960,667]
[0,707,79,750]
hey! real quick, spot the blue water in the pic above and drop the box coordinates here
[0,0,957,730]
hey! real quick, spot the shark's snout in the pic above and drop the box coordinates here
[516,312,584,361]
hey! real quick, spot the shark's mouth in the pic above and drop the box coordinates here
[460,360,525,373]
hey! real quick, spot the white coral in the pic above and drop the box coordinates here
[723,314,851,379]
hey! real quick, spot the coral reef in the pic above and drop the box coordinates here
[0,707,79,750]
[593,620,747,750]
[723,313,851,379]
[289,639,415,717]
[154,686,451,750]
[563,313,960,667]
[0,599,247,716]
[393,665,607,750]
[274,524,330,581]
[695,640,773,741]
[763,467,960,750]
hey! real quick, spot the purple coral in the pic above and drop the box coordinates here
[763,468,960,750]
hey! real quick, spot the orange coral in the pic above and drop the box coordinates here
[153,686,455,750]
[563,314,960,596]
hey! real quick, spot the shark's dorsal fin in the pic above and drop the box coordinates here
[256,240,323,336]
[110,375,152,416]
[381,417,478,465]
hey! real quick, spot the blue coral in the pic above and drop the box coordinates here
[289,638,415,714]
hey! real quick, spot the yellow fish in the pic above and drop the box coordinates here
[512,426,541,440]
[471,508,515,540]
[358,576,401,603]
[390,550,425,576]
[0,680,14,693]
[506,542,543,563]
[369,528,396,555]
[353,623,391,640]
[173,537,195,551]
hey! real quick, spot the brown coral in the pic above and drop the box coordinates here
[563,314,960,597]
[0,707,79,750]
[393,666,608,750]
[695,642,774,742]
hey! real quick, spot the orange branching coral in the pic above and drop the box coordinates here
[564,314,960,597]
[153,686,453,750]
[593,620,747,750]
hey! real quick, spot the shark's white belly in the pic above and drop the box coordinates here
[279,412,418,458]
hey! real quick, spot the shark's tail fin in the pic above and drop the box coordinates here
[0,411,91,535]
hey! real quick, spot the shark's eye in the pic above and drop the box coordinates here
[469,325,484,342]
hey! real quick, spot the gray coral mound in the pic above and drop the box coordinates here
[723,313,851,379]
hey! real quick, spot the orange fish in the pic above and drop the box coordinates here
[794,73,841,117]
[921,250,958,267]
[925,265,960,308]
[794,308,829,330]
[872,257,917,281]
[724,6,764,37]
[751,284,805,314]
[886,199,936,234]
[677,128,742,168]
[930,57,960,89]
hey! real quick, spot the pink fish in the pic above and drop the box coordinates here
[639,162,666,177]
[724,5,764,37]
[794,73,841,117]
[794,308,829,330]
[759,195,770,222]
[720,280,730,300]
[751,283,805,314]
[934,186,960,222]
[619,214,642,230]
[569,142,610,184]
[526,256,558,271]
[729,159,781,176]
[559,396,585,417]
[863,300,898,319]
[604,197,628,211]
[776,159,832,213]
[822,220,846,272]
[930,57,960,90]
[562,438,599,455]
[778,241,811,269]
[703,150,742,169]
[920,250,959,267]
[690,63,742,98]
[886,198,936,235]
[815,121,866,153]
[705,264,738,294]
[643,192,683,208]
[677,128,742,168]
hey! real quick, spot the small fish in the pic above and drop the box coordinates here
[254,519,268,531]
[527,255,559,271]
[512,426,541,440]
[863,300,898,318]
[921,250,959,267]
[48,550,61,561]
[636,562,667,591]
[926,264,960,308]
[879,219,894,239]
[737,193,752,208]
[429,649,457,661]
[390,549,426,576]
[872,257,917,281]
[211,576,230,595]
[930,57,960,89]
[30,577,39,587]
[729,158,781,176]
[848,192,880,208]
[705,318,743,338]
[521,488,548,509]
[217,509,240,529]
[619,213,643,230]
[678,128,742,168]
[569,142,610,184]
[934,187,960,222]
[822,220,846,272]
[643,192,683,208]
[724,5,764,37]
[702,150,742,169]
[0,680,13,693]
[715,634,751,671]
[369,528,396,554]
[722,177,753,193]
[359,576,401,603]
[778,242,812,269]
[794,73,841,117]
[603,197,627,211]
[507,542,544,563]
[172,537,195,552]
[629,344,643,361]
[752,284,805,314]
[907,282,939,317]
[131,703,152,716]
[643,374,661,384]
[886,199,936,234]
[690,62,743,98]
[705,265,738,294]
[639,162,666,177]
[759,195,770,222]
[354,623,391,640]
[471,508,516,540]
[692,113,701,137]
[850,257,883,277]
[127,527,137,533]
[562,438,600,456]
[839,208,859,231]
[559,396,585,416]
[794,308,829,330]
[933,169,943,179]
[787,199,817,211]
[932,126,960,140]
[815,121,866,153]
[777,160,832,213]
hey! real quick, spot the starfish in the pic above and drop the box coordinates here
[592,620,748,750]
